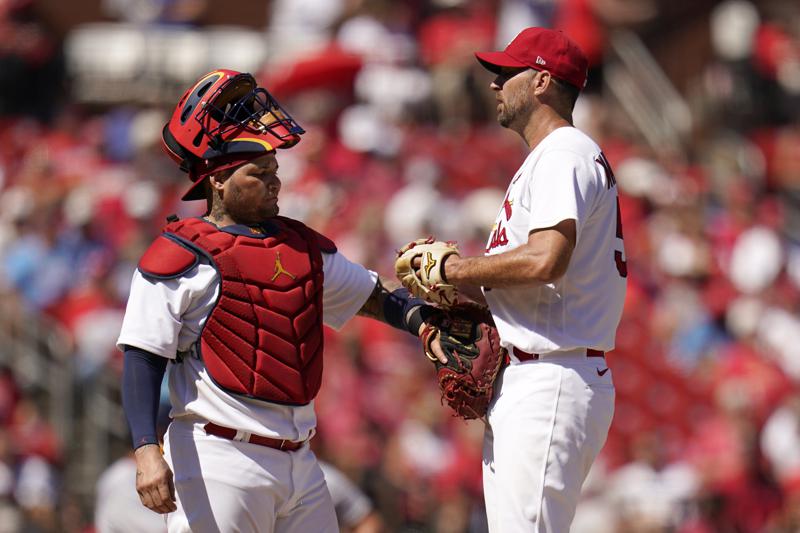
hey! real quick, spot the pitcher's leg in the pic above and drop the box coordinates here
[538,366,615,532]
[482,421,499,532]
[483,363,564,532]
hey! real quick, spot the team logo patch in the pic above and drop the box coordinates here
[503,194,513,220]
[271,251,296,281]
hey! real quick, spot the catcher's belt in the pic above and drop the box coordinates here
[203,423,306,451]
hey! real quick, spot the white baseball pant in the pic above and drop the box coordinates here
[483,350,615,532]
[162,418,338,533]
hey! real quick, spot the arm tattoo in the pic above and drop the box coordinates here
[357,277,401,322]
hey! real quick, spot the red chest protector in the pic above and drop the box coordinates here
[138,216,336,405]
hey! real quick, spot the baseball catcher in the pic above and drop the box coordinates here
[120,69,472,532]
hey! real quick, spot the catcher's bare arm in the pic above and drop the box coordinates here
[356,276,402,320]
[357,277,448,363]
[447,220,575,288]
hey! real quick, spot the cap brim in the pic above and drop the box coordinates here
[474,51,528,74]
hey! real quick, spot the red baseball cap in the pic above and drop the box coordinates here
[475,27,588,89]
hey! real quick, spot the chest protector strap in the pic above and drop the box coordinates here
[163,216,330,405]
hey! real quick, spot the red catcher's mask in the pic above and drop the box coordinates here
[162,69,304,201]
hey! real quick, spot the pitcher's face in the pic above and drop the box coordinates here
[491,67,535,129]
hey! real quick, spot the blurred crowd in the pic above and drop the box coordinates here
[0,0,799,531]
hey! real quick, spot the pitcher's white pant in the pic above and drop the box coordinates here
[163,418,338,533]
[483,352,615,532]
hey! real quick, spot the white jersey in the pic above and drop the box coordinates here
[483,127,626,354]
[117,249,377,442]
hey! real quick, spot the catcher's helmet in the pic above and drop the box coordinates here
[162,69,304,201]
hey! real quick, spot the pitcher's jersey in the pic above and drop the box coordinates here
[483,127,626,353]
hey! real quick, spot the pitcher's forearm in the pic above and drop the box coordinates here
[446,252,552,287]
[447,222,575,287]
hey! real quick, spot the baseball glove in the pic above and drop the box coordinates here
[395,237,459,307]
[420,303,507,420]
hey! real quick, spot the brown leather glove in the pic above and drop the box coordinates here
[420,303,507,420]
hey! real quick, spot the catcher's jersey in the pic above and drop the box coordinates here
[483,127,626,354]
[117,250,377,441]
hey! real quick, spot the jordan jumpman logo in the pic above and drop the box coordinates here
[271,251,296,281]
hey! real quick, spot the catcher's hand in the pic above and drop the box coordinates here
[395,237,459,307]
[134,444,176,514]
[419,303,506,420]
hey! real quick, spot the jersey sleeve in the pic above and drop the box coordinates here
[525,149,600,241]
[116,263,218,358]
[321,251,378,330]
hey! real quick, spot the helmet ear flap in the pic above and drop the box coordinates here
[162,124,198,173]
